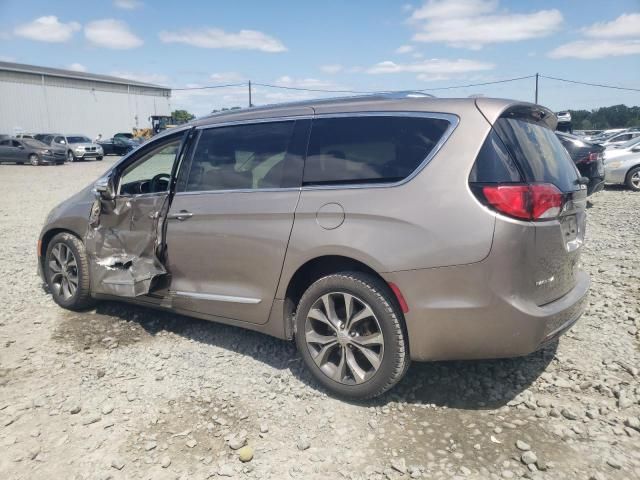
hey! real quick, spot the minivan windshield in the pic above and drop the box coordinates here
[494,117,580,192]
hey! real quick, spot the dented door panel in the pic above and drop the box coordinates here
[85,194,170,297]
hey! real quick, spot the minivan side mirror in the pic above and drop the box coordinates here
[95,176,115,200]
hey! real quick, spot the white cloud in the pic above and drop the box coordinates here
[159,28,286,52]
[320,64,343,74]
[110,71,169,85]
[395,44,415,54]
[210,72,245,83]
[410,0,496,21]
[14,16,80,43]
[274,76,337,89]
[408,0,562,49]
[114,0,143,9]
[366,58,494,77]
[68,63,87,72]
[549,39,640,59]
[582,13,640,39]
[85,19,143,49]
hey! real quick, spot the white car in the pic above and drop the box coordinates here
[601,131,640,147]
[604,138,640,191]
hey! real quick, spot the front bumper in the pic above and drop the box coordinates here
[75,152,103,159]
[383,266,589,362]
[41,154,65,165]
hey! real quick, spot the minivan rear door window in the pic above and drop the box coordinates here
[303,116,450,186]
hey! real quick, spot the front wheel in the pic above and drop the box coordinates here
[29,154,40,166]
[295,272,409,400]
[67,150,76,162]
[96,156,103,161]
[44,232,95,311]
[626,166,640,192]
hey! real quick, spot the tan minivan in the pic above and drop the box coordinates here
[38,95,590,399]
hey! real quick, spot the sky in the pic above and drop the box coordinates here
[1,0,639,117]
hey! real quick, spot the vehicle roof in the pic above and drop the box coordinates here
[191,95,549,127]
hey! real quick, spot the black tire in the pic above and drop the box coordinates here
[96,156,103,161]
[67,150,76,162]
[29,154,40,166]
[44,232,95,311]
[625,166,640,192]
[294,271,409,400]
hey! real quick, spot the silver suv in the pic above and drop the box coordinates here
[43,134,104,162]
[37,96,589,399]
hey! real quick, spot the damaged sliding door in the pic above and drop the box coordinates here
[85,132,189,297]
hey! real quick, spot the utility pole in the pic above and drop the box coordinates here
[534,73,539,104]
[248,80,252,108]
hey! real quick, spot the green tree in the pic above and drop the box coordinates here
[171,109,195,124]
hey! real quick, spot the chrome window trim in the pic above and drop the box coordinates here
[173,291,261,304]
[180,111,459,195]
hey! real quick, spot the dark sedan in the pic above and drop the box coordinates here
[0,138,65,165]
[556,131,605,196]
[98,136,140,155]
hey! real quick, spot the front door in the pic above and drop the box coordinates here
[85,131,189,297]
[164,119,310,324]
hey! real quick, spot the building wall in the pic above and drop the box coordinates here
[0,70,171,139]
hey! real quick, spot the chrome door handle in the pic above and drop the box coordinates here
[167,210,193,221]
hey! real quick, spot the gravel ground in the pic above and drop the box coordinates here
[1,159,639,480]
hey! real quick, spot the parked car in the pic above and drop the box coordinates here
[15,133,37,139]
[37,96,589,399]
[0,137,65,165]
[556,132,605,196]
[601,130,640,147]
[555,111,572,133]
[584,128,626,143]
[603,139,640,191]
[41,134,103,162]
[98,136,140,156]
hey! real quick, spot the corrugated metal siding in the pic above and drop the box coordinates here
[0,70,171,138]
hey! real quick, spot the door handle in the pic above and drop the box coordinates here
[167,210,193,221]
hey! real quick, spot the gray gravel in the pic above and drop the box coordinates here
[0,159,639,479]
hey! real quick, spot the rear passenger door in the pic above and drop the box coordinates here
[164,119,311,324]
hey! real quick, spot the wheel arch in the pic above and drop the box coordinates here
[280,255,398,339]
[39,227,83,268]
[625,163,640,181]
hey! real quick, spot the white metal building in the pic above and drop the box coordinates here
[0,61,171,139]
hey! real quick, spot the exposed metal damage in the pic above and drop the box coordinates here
[85,196,168,297]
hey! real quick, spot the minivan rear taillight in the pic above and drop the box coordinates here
[480,183,564,221]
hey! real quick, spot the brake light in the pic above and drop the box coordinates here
[577,152,599,165]
[481,184,564,220]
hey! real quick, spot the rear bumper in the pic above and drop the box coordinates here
[383,266,589,362]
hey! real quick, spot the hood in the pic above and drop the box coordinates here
[70,142,101,149]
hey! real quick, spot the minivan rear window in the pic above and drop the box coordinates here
[493,117,579,192]
[303,116,450,185]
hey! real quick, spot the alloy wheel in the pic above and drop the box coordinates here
[29,154,39,166]
[67,151,74,162]
[304,292,384,385]
[48,243,79,300]
[631,172,640,189]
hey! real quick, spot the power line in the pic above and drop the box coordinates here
[539,75,640,93]
[417,75,536,91]
[172,82,246,91]
[253,82,378,94]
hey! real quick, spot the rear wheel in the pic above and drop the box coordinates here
[626,166,640,191]
[67,150,76,162]
[29,154,40,166]
[295,272,409,400]
[44,232,95,311]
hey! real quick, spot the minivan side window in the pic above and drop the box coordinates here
[185,121,296,192]
[303,116,450,186]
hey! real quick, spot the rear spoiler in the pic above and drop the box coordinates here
[475,98,557,131]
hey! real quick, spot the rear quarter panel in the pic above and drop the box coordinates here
[276,106,497,298]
